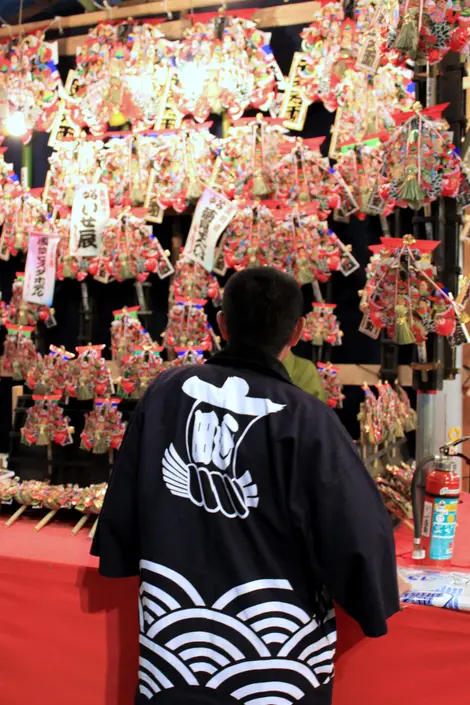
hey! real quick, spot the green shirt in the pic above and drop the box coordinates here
[283,351,327,402]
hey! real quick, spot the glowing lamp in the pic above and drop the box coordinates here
[5,111,27,137]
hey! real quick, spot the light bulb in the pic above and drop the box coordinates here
[5,111,27,137]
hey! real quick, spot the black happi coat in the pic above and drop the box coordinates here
[92,346,399,705]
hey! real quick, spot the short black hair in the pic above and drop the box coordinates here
[222,267,303,357]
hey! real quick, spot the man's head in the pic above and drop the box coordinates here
[217,267,305,360]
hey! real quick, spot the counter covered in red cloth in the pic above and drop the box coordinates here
[0,499,469,705]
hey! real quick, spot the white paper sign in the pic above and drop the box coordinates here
[70,184,110,257]
[23,233,60,306]
[184,188,237,272]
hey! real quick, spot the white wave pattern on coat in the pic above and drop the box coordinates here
[138,560,336,702]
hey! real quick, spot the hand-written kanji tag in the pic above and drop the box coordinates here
[184,188,237,272]
[70,184,110,257]
[23,233,60,306]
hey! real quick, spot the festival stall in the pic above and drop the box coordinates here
[0,0,470,703]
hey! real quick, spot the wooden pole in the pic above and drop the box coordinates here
[71,513,90,535]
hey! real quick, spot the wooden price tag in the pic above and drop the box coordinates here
[144,171,165,224]
[359,312,381,339]
[279,53,310,132]
[356,35,381,74]
[155,69,183,131]
[48,71,81,148]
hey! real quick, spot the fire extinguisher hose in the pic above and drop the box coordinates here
[411,455,435,542]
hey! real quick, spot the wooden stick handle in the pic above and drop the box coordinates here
[34,509,58,532]
[71,513,89,536]
[88,517,99,541]
[4,504,27,527]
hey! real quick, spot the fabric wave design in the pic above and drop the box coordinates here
[138,560,336,702]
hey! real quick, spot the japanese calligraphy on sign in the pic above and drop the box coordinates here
[279,53,310,132]
[48,71,82,148]
[144,171,165,223]
[70,184,110,257]
[23,233,60,306]
[155,69,183,131]
[184,188,237,272]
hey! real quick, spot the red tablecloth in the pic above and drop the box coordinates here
[1,499,469,705]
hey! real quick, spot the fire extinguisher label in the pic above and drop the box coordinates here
[429,498,458,561]
[422,501,433,537]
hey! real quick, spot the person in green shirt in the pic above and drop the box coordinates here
[283,350,327,402]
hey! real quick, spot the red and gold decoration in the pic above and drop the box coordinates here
[359,236,464,355]
[317,361,344,408]
[302,303,343,346]
[0,32,62,142]
[80,398,126,455]
[173,11,280,122]
[21,396,74,448]
[117,345,164,399]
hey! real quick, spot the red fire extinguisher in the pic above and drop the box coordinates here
[420,459,460,566]
[412,437,469,566]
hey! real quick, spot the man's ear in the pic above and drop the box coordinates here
[216,310,229,341]
[290,317,305,348]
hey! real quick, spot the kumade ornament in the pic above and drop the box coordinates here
[274,136,349,214]
[45,137,102,210]
[334,143,388,218]
[67,21,176,134]
[94,134,156,210]
[302,303,343,346]
[146,123,216,213]
[81,398,126,455]
[4,480,47,527]
[173,11,280,123]
[118,345,164,399]
[32,484,83,532]
[0,187,51,257]
[359,236,463,357]
[171,254,221,306]
[358,383,384,449]
[299,4,358,112]
[110,307,153,363]
[165,348,205,369]
[388,0,470,64]
[0,32,62,143]
[21,396,74,447]
[2,325,37,380]
[316,362,345,408]
[327,55,416,161]
[213,115,287,200]
[88,210,173,283]
[71,482,108,538]
[222,201,278,271]
[376,461,414,527]
[378,103,462,211]
[25,345,75,397]
[2,272,53,329]
[163,298,218,352]
[67,344,113,400]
